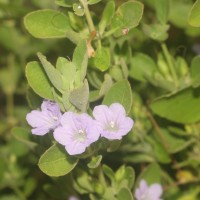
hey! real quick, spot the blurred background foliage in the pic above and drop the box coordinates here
[0,0,200,199]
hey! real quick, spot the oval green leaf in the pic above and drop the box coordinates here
[26,61,54,100]
[103,80,132,114]
[188,0,200,27]
[24,9,71,38]
[38,143,78,177]
[111,1,144,30]
[150,87,200,123]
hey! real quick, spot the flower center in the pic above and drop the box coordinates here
[52,116,58,121]
[106,120,118,131]
[74,129,86,142]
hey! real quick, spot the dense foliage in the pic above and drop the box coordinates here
[1,0,200,199]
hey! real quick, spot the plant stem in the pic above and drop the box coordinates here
[161,43,178,87]
[80,0,95,32]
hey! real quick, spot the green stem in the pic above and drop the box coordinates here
[103,27,120,38]
[161,43,178,87]
[80,0,95,32]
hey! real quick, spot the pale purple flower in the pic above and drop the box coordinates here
[68,196,79,200]
[53,112,101,155]
[135,180,163,200]
[92,103,134,140]
[26,100,62,135]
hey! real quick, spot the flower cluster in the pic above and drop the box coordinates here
[135,179,163,200]
[26,100,134,155]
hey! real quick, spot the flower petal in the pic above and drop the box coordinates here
[135,180,148,200]
[109,103,126,116]
[53,127,72,146]
[118,117,134,133]
[93,105,111,124]
[32,126,50,135]
[65,141,87,155]
[147,184,163,199]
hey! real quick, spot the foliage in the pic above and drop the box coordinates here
[1,0,200,199]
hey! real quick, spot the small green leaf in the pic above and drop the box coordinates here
[62,88,76,111]
[88,0,102,5]
[111,1,144,32]
[99,74,113,96]
[38,143,78,177]
[99,1,115,35]
[136,163,161,186]
[55,0,77,7]
[129,53,157,82]
[73,40,88,81]
[188,0,200,27]
[94,46,110,72]
[73,3,84,16]
[154,0,169,24]
[37,52,63,93]
[147,136,171,164]
[103,80,132,114]
[26,88,43,109]
[69,79,89,112]
[24,9,71,38]
[150,87,200,123]
[102,164,115,183]
[56,57,76,90]
[117,187,133,200]
[26,61,54,100]
[142,23,169,41]
[87,155,102,168]
[190,56,200,87]
[115,166,135,189]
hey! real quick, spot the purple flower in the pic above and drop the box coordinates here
[92,103,134,140]
[53,112,101,155]
[26,100,62,135]
[135,180,163,200]
[68,196,79,200]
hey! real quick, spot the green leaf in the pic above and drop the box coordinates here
[103,80,132,114]
[129,53,157,82]
[117,187,133,200]
[26,88,43,109]
[136,163,161,186]
[55,0,77,7]
[87,155,102,168]
[26,61,54,100]
[12,127,37,149]
[24,9,71,38]
[154,0,169,24]
[38,143,78,177]
[142,23,169,41]
[147,136,171,164]
[102,164,115,183]
[188,0,200,27]
[150,87,200,123]
[155,129,194,154]
[88,0,102,5]
[37,52,63,93]
[111,1,144,31]
[94,46,110,72]
[73,40,88,81]
[115,166,135,189]
[99,74,113,96]
[56,57,76,90]
[73,3,84,16]
[190,56,200,87]
[69,79,89,112]
[99,1,115,35]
